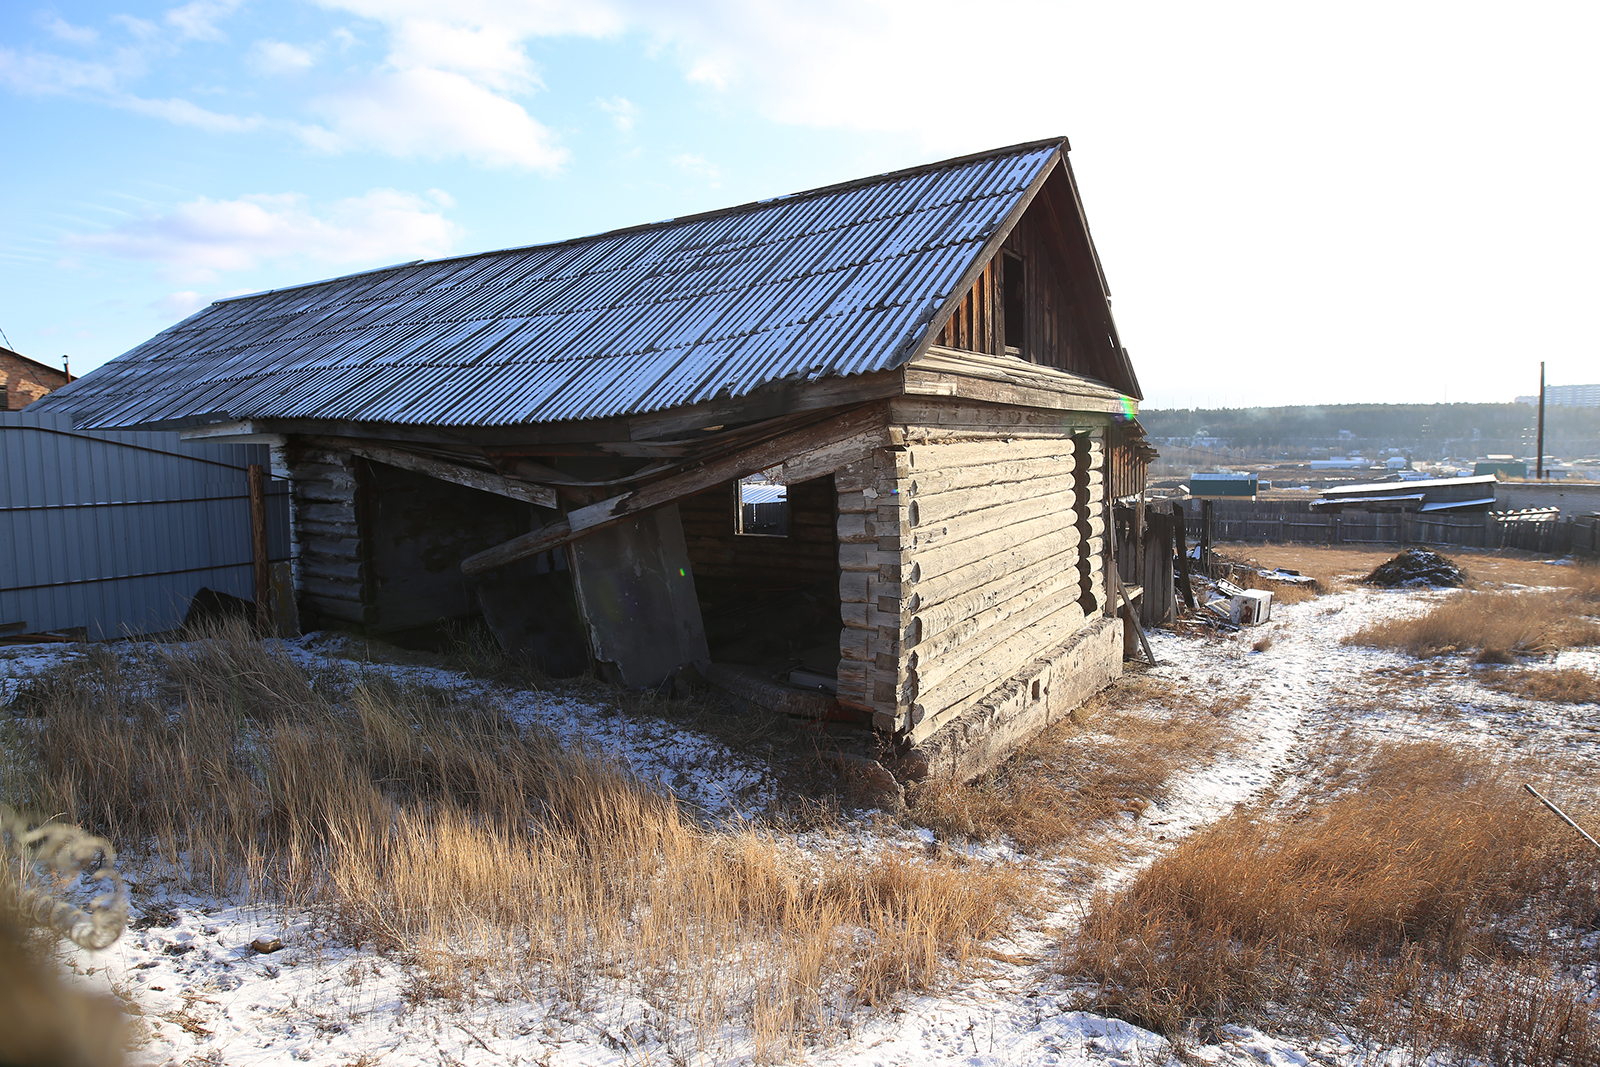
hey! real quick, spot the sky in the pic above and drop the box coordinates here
[1,0,1596,410]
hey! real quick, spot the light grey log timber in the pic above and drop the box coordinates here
[912,506,1102,569]
[909,515,1081,587]
[914,600,1089,731]
[462,405,888,576]
[913,585,1085,696]
[903,437,1079,471]
[912,540,1079,637]
[907,453,1074,495]
[911,475,1080,527]
[310,437,558,509]
[902,370,1126,416]
[912,572,1081,666]
[891,397,1111,434]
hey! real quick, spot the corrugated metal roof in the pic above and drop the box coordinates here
[37,140,1065,431]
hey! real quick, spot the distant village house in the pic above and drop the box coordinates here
[1,346,71,410]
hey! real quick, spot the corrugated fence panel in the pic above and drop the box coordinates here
[0,411,290,637]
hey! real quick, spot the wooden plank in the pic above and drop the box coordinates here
[623,370,903,442]
[310,437,558,509]
[462,405,889,576]
[892,396,1111,434]
[903,370,1126,415]
[248,463,270,631]
[1172,502,1195,610]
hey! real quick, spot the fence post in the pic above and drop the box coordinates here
[249,463,270,634]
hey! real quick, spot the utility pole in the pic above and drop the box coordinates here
[1536,362,1546,480]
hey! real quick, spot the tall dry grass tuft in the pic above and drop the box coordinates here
[1346,588,1600,661]
[1066,743,1600,1064]
[909,676,1237,855]
[2,620,1022,1057]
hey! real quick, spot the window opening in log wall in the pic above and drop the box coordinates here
[1072,432,1098,614]
[736,473,788,537]
[1003,251,1025,355]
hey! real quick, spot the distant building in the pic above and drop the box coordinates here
[0,346,71,410]
[1313,474,1499,514]
[1475,459,1527,479]
[1515,383,1600,408]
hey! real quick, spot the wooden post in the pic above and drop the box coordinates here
[248,463,270,634]
[1133,491,1145,586]
[1173,501,1195,610]
[1536,361,1546,480]
[1200,498,1214,576]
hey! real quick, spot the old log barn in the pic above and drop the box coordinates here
[33,137,1149,780]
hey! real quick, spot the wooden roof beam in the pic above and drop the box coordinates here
[462,403,889,576]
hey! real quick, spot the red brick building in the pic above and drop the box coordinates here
[1,346,71,410]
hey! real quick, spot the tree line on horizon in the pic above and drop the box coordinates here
[1138,403,1600,453]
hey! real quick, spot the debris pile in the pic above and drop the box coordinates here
[1363,549,1466,588]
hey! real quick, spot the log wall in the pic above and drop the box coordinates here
[282,443,372,626]
[885,398,1112,749]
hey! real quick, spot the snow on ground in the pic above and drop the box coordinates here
[4,570,1597,1067]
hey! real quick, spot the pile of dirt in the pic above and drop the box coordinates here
[1363,549,1466,588]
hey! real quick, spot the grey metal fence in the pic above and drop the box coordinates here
[1180,500,1600,560]
[1,412,289,638]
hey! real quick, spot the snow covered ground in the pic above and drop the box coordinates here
[4,562,1596,1067]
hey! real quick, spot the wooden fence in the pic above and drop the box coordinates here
[1182,502,1600,559]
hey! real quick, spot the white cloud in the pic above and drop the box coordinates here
[164,0,242,42]
[670,152,721,184]
[597,94,637,132]
[112,14,161,41]
[154,290,210,317]
[306,68,567,170]
[386,19,537,91]
[68,189,460,282]
[38,15,99,45]
[249,39,316,73]
[0,47,123,94]
[122,95,261,132]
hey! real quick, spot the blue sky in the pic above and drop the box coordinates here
[2,0,1596,408]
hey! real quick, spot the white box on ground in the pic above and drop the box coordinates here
[1230,590,1273,626]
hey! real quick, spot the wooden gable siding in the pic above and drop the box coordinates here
[934,257,1001,355]
[934,165,1128,393]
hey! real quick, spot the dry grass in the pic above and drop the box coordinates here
[1215,542,1598,592]
[907,674,1238,856]
[1065,743,1600,1065]
[1344,588,1600,660]
[1481,666,1600,704]
[1,622,1025,1059]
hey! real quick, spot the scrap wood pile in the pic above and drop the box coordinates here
[1363,549,1466,588]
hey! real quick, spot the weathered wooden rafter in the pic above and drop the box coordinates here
[461,404,889,576]
[305,436,558,509]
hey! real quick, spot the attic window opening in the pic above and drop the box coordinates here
[736,474,788,537]
[1002,251,1026,353]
